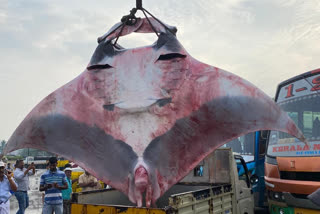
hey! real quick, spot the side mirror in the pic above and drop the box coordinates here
[234,155,250,188]
[250,174,259,185]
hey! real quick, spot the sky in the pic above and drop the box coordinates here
[1,0,320,141]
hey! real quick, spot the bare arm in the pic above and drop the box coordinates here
[7,174,17,192]
[78,181,93,188]
[31,165,36,175]
[39,184,46,192]
[53,182,68,190]
[39,174,50,192]
[78,176,91,188]
[72,178,78,184]
[54,175,68,190]
[24,163,35,176]
[39,184,51,192]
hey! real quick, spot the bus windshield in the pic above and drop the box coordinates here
[267,73,320,157]
[224,132,255,162]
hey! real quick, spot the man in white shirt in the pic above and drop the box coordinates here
[0,161,17,214]
[14,160,35,214]
[78,171,101,192]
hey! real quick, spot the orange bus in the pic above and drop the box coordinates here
[265,68,320,214]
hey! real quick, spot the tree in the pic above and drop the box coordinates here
[0,140,6,154]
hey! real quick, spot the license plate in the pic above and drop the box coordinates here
[295,208,319,214]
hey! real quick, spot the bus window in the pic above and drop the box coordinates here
[303,111,320,138]
[225,138,242,154]
[313,116,320,137]
[241,133,255,155]
[224,133,255,162]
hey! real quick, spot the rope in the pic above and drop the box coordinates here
[141,9,159,37]
[113,7,139,46]
[113,17,128,47]
[142,8,176,35]
[97,22,124,43]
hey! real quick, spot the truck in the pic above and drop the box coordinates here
[70,148,256,214]
[224,131,268,208]
[24,156,69,169]
[24,156,48,167]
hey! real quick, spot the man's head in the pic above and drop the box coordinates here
[15,159,24,169]
[48,157,58,172]
[64,167,72,178]
[2,157,7,163]
[85,170,90,176]
[64,163,72,168]
[0,162,5,176]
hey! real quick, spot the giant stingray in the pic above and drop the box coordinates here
[3,17,305,207]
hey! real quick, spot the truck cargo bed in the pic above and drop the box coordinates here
[72,183,233,213]
[71,149,254,214]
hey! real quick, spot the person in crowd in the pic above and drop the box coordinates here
[0,161,17,213]
[78,171,101,192]
[62,164,78,184]
[63,163,71,170]
[61,168,73,214]
[1,158,7,165]
[14,160,35,214]
[39,157,68,214]
[312,117,320,137]
[5,163,12,172]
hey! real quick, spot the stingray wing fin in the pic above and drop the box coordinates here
[142,60,305,203]
[3,76,138,198]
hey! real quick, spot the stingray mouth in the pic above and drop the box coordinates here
[103,98,172,112]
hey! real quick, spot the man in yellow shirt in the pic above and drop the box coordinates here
[78,171,101,192]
